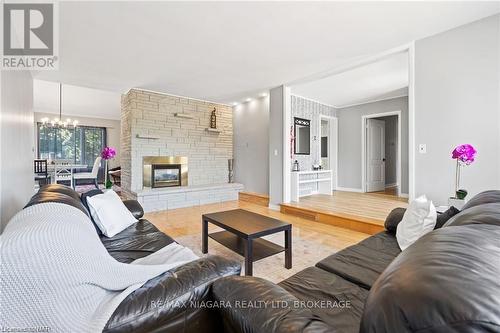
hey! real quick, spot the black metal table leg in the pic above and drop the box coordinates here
[202,218,208,254]
[285,227,292,269]
[244,238,253,276]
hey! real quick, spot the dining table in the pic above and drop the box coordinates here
[47,163,88,188]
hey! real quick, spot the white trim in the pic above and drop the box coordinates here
[335,187,363,193]
[282,86,292,203]
[400,193,409,198]
[268,203,281,211]
[126,87,232,107]
[361,110,402,197]
[408,42,416,201]
[282,42,415,204]
[319,114,338,190]
[385,183,398,188]
[335,94,408,109]
[290,93,338,109]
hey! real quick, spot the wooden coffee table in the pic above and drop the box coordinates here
[202,209,292,276]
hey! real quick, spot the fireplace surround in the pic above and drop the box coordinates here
[143,156,188,189]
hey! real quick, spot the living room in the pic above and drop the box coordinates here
[1,2,500,333]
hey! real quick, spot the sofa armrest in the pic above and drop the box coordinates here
[212,276,331,333]
[103,255,241,333]
[122,199,144,219]
[384,207,406,234]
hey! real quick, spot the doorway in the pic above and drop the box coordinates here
[362,111,401,196]
[319,115,338,190]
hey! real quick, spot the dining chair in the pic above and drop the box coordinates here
[73,156,102,189]
[34,159,50,186]
[54,160,74,187]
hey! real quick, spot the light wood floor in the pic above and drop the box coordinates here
[145,200,370,251]
[373,186,401,197]
[281,191,408,227]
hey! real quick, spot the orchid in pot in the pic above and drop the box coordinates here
[101,146,116,189]
[451,144,477,200]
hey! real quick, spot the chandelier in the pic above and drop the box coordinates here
[41,83,78,128]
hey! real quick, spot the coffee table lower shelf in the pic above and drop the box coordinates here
[208,231,285,261]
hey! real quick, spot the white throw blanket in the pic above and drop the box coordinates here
[0,203,198,332]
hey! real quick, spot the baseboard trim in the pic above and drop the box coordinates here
[335,187,363,193]
[268,203,280,211]
[385,183,398,188]
[400,193,409,198]
[239,191,269,207]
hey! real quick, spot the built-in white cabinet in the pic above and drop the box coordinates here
[290,170,332,202]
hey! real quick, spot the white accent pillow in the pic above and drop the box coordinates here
[86,190,138,237]
[396,195,437,251]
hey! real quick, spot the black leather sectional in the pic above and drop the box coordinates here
[25,185,241,333]
[212,190,500,333]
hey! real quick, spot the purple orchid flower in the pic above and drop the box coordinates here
[101,147,116,160]
[452,144,476,165]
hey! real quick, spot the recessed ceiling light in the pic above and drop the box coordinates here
[232,102,239,106]
[245,98,252,103]
[259,92,268,98]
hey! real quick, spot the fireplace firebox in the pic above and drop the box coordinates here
[152,164,181,188]
[143,156,188,189]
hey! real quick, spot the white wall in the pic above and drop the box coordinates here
[233,97,269,194]
[33,112,121,168]
[1,71,34,231]
[269,86,285,206]
[336,96,409,193]
[415,14,500,205]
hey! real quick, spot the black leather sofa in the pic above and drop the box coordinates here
[25,184,241,333]
[212,190,500,333]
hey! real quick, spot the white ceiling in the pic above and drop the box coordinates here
[34,79,122,120]
[34,2,499,105]
[291,52,409,108]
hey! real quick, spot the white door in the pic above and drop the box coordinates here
[366,119,385,192]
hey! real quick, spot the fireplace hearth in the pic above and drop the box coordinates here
[143,156,188,189]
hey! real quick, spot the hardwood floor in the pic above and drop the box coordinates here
[145,200,370,251]
[280,191,408,234]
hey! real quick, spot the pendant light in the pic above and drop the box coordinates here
[41,83,78,128]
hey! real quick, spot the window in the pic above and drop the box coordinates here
[37,124,107,167]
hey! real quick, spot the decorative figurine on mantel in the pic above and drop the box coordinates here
[210,107,217,129]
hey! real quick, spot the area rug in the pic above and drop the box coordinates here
[176,232,339,283]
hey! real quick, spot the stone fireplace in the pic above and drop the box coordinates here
[143,156,188,189]
[120,89,243,212]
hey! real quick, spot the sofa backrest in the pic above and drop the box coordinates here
[25,184,89,217]
[360,190,500,332]
[360,223,500,332]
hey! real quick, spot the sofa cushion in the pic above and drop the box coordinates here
[101,219,175,263]
[316,232,401,289]
[360,224,500,333]
[279,266,369,333]
[443,203,500,228]
[461,190,500,210]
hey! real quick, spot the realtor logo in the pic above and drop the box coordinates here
[2,1,58,69]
